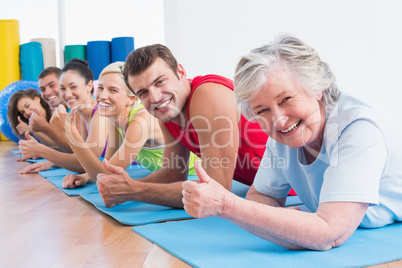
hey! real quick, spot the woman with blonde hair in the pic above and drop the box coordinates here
[63,61,197,189]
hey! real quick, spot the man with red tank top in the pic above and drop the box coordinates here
[96,44,279,208]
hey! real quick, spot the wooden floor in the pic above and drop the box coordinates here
[0,141,190,268]
[0,140,401,268]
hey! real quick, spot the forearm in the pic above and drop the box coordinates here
[38,145,85,173]
[246,189,284,207]
[136,167,188,184]
[32,131,58,148]
[70,143,106,180]
[129,180,185,208]
[42,124,73,153]
[221,196,334,250]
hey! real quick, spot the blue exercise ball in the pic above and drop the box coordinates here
[0,80,40,143]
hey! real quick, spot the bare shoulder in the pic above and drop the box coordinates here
[190,82,237,118]
[130,107,150,122]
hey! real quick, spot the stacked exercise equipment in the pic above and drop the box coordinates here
[30,38,57,68]
[0,20,20,141]
[0,81,40,143]
[0,18,135,142]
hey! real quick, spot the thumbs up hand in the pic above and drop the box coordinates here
[18,131,42,160]
[49,104,68,134]
[182,159,234,218]
[16,116,29,135]
[65,106,83,143]
[29,108,48,132]
[96,159,137,208]
[24,131,35,140]
[32,107,42,117]
[17,116,24,124]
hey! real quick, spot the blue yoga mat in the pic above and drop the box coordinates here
[86,40,111,80]
[133,217,402,268]
[39,164,151,194]
[111,37,134,62]
[47,176,98,196]
[26,158,48,163]
[39,167,79,178]
[80,191,193,226]
[79,164,192,225]
[80,174,299,226]
[19,42,44,81]
[125,164,152,178]
[11,150,21,155]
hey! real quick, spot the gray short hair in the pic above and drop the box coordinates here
[234,34,340,119]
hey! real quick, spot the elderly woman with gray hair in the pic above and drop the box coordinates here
[182,34,402,250]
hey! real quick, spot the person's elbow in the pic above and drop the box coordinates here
[301,229,350,251]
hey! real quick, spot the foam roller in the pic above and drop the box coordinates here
[64,44,86,63]
[111,36,134,62]
[30,38,56,68]
[86,41,111,80]
[20,42,44,81]
[0,19,20,91]
[0,19,20,140]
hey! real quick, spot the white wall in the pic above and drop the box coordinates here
[0,0,59,45]
[0,0,165,66]
[63,0,165,48]
[2,0,401,116]
[164,0,402,117]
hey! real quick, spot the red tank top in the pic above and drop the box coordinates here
[163,75,268,186]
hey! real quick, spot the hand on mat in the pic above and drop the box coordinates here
[18,131,42,161]
[62,173,91,189]
[50,104,68,135]
[20,160,54,174]
[29,108,48,132]
[97,159,135,208]
[16,116,29,135]
[182,159,234,218]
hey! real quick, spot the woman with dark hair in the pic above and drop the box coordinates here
[7,88,52,145]
[18,58,109,173]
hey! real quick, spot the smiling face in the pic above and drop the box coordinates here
[59,70,93,109]
[96,73,135,117]
[39,73,63,108]
[249,70,326,152]
[16,96,44,119]
[127,58,190,124]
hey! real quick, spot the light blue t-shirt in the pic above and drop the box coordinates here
[253,92,402,228]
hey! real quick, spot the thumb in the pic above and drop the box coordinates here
[32,107,41,117]
[70,106,78,117]
[58,104,67,113]
[195,159,210,184]
[102,159,124,175]
[18,116,23,123]
[69,106,78,124]
[25,131,34,140]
